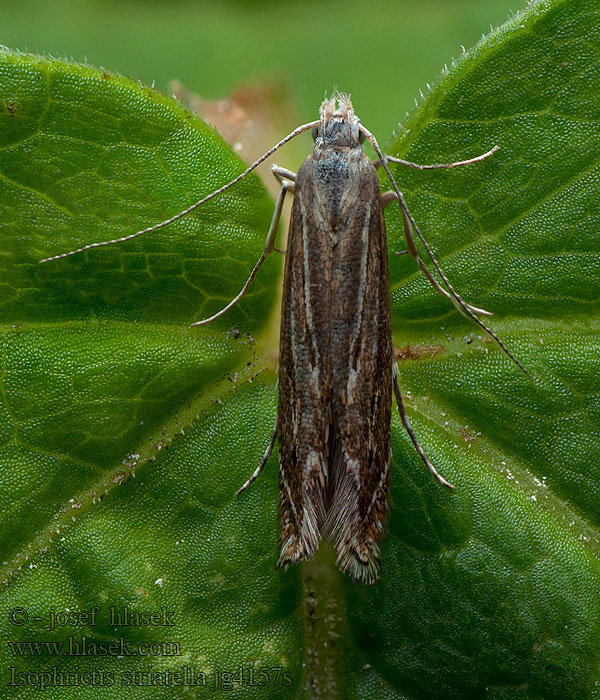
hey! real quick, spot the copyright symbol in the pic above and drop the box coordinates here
[8,607,28,625]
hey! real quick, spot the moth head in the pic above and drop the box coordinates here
[314,91,364,150]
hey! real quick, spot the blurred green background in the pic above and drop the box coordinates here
[3,0,520,139]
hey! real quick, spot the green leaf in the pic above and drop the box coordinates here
[1,0,599,698]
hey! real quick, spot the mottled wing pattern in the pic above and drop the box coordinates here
[325,155,392,584]
[277,148,392,584]
[277,154,334,565]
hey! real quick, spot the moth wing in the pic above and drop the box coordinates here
[277,159,334,566]
[277,153,392,585]
[324,159,393,585]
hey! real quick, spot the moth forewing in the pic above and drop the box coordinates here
[42,91,516,585]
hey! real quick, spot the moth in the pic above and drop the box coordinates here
[42,92,526,584]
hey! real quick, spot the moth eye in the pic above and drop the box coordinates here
[358,130,366,144]
[311,125,320,141]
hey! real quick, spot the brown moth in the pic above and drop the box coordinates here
[275,96,394,584]
[42,92,526,584]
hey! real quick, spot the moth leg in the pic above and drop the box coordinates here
[373,146,499,172]
[271,164,297,183]
[383,190,492,318]
[373,147,499,317]
[386,146,499,170]
[363,124,529,376]
[396,200,530,375]
[392,367,454,489]
[235,421,278,496]
[271,166,297,255]
[191,177,295,326]
[401,201,492,317]
[380,190,398,208]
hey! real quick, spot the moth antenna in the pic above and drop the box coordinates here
[39,119,319,264]
[359,124,530,378]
